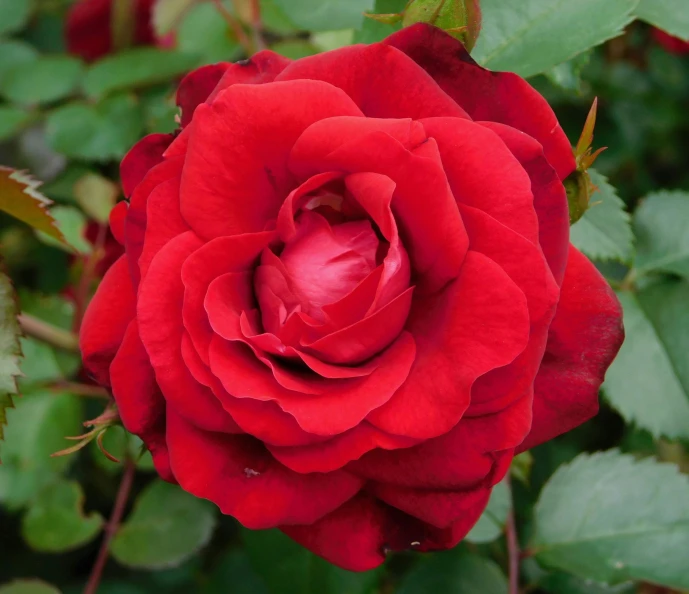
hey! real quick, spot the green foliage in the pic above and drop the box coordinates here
[176,3,242,66]
[111,480,217,569]
[354,0,406,43]
[532,450,689,589]
[272,0,375,31]
[36,206,92,255]
[0,107,32,142]
[634,190,689,278]
[635,0,689,41]
[21,480,103,553]
[473,0,639,77]
[243,529,380,594]
[0,57,83,105]
[397,549,508,594]
[604,282,689,439]
[0,0,31,35]
[0,581,60,594]
[0,391,82,510]
[0,266,21,443]
[570,170,633,262]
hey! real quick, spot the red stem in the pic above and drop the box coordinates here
[83,458,135,594]
[213,0,254,55]
[250,0,265,51]
[73,223,107,333]
[506,479,520,594]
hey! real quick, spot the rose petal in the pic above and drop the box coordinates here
[120,133,174,198]
[519,247,624,451]
[109,201,127,245]
[166,407,363,529]
[385,23,576,180]
[80,256,135,386]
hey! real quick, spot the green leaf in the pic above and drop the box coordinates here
[0,0,32,35]
[472,0,638,78]
[83,48,201,98]
[202,550,270,594]
[570,170,633,263]
[544,50,593,94]
[0,581,61,594]
[22,480,103,552]
[532,450,689,589]
[0,390,83,510]
[539,572,635,594]
[153,0,198,36]
[0,41,38,81]
[272,0,375,32]
[634,190,689,279]
[635,0,689,42]
[36,206,92,255]
[397,549,508,594]
[0,106,33,142]
[0,57,83,105]
[466,479,510,543]
[18,338,68,386]
[243,529,380,594]
[111,480,217,569]
[46,94,145,162]
[176,2,242,66]
[354,0,406,43]
[0,167,66,244]
[271,41,319,59]
[604,282,689,439]
[89,427,156,473]
[73,173,119,224]
[0,266,21,443]
[312,30,355,52]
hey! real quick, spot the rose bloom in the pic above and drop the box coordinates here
[81,24,624,570]
[652,29,689,55]
[65,0,156,62]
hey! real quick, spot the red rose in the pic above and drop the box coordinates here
[80,24,623,571]
[652,29,689,55]
[65,0,157,62]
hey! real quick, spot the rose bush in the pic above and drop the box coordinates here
[65,0,157,62]
[652,29,689,55]
[80,24,624,571]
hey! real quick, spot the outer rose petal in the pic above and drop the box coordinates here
[110,321,174,482]
[166,408,363,529]
[275,43,468,119]
[181,80,363,239]
[120,133,174,198]
[519,247,624,452]
[385,23,576,180]
[80,256,135,386]
[109,201,127,245]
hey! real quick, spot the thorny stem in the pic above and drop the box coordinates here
[506,477,520,594]
[214,0,254,55]
[19,313,80,352]
[73,223,107,333]
[48,381,109,399]
[83,457,135,594]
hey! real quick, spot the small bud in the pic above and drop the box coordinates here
[402,0,482,51]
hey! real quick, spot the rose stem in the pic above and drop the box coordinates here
[214,0,254,55]
[18,313,80,352]
[73,222,107,333]
[250,0,265,51]
[83,457,135,594]
[48,381,109,399]
[505,476,520,594]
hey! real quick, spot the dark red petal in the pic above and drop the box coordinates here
[367,252,530,439]
[137,231,241,433]
[166,407,363,529]
[353,393,530,489]
[180,80,363,239]
[124,156,183,288]
[385,24,576,180]
[110,320,174,482]
[109,201,127,245]
[137,175,189,281]
[421,117,539,245]
[276,42,468,120]
[208,332,416,435]
[80,256,135,386]
[177,63,230,127]
[120,133,174,198]
[291,124,468,294]
[519,247,624,451]
[268,422,419,474]
[181,232,274,364]
[480,121,571,286]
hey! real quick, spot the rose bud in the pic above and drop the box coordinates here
[65,0,157,62]
[403,0,482,50]
[80,24,624,571]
